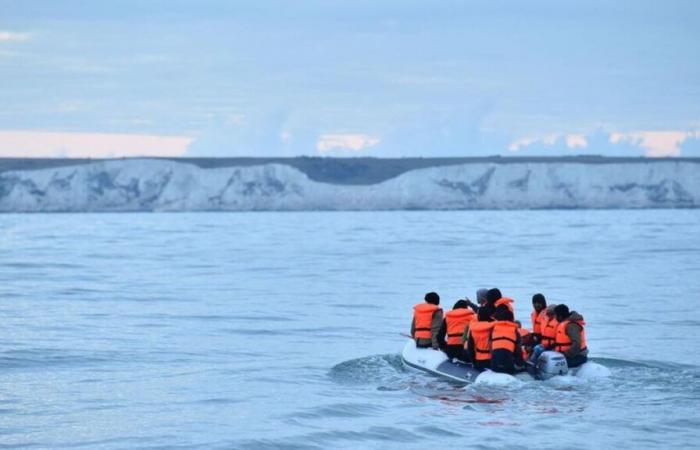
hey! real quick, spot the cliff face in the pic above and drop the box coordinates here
[0,159,698,211]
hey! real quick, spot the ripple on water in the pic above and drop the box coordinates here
[0,348,126,370]
[328,354,405,386]
[293,402,385,419]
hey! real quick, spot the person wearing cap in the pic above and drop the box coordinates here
[489,305,524,374]
[477,287,502,321]
[475,288,489,309]
[437,299,475,361]
[553,304,589,368]
[410,292,443,349]
[464,308,495,370]
[530,293,547,344]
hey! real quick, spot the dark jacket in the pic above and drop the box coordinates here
[563,311,588,359]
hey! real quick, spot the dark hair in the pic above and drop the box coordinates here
[424,292,440,305]
[453,299,468,309]
[486,288,502,306]
[477,307,492,322]
[532,293,546,307]
[494,305,513,321]
[554,304,570,320]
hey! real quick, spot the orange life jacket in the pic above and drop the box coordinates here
[469,321,495,361]
[554,318,587,353]
[494,297,514,314]
[518,327,531,360]
[540,316,558,348]
[413,303,442,340]
[490,321,519,354]
[531,309,545,334]
[445,308,475,345]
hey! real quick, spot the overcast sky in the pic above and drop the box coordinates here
[1,0,699,158]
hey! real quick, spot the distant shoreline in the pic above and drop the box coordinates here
[2,155,699,185]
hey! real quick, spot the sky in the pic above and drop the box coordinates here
[0,0,699,158]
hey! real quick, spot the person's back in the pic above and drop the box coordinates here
[465,308,494,370]
[554,304,589,368]
[410,292,443,349]
[490,306,523,374]
[439,300,474,361]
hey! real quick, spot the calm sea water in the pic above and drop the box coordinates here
[1,210,699,449]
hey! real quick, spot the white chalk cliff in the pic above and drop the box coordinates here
[0,159,698,211]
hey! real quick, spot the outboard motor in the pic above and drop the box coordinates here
[536,351,569,380]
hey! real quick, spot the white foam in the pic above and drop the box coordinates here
[574,362,612,379]
[474,370,523,386]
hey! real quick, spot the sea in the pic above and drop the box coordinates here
[1,210,699,449]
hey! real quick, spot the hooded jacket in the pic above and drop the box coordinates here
[558,311,588,358]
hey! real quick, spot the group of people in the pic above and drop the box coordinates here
[410,288,588,374]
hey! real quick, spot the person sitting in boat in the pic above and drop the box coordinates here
[437,300,475,362]
[478,288,502,320]
[464,308,494,371]
[529,303,558,363]
[410,292,443,349]
[530,293,547,344]
[553,304,588,368]
[489,306,524,374]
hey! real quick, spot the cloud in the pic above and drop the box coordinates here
[565,134,588,149]
[609,130,700,157]
[508,133,587,152]
[316,133,380,154]
[0,130,193,158]
[0,31,30,42]
[507,129,700,157]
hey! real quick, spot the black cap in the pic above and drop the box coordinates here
[486,288,502,305]
[424,292,440,305]
[453,299,468,309]
[532,293,546,306]
[554,304,570,320]
[494,304,513,321]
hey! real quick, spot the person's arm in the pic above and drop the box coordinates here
[430,310,443,349]
[565,323,582,357]
[462,323,471,345]
[410,317,416,339]
[437,319,447,349]
[465,299,478,313]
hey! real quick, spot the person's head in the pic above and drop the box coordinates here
[546,304,558,318]
[493,305,514,321]
[532,293,546,312]
[424,292,440,305]
[476,289,489,306]
[477,308,492,322]
[514,320,522,328]
[486,288,502,306]
[452,299,468,310]
[554,304,570,322]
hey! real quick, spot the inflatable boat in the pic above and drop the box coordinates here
[401,340,609,383]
